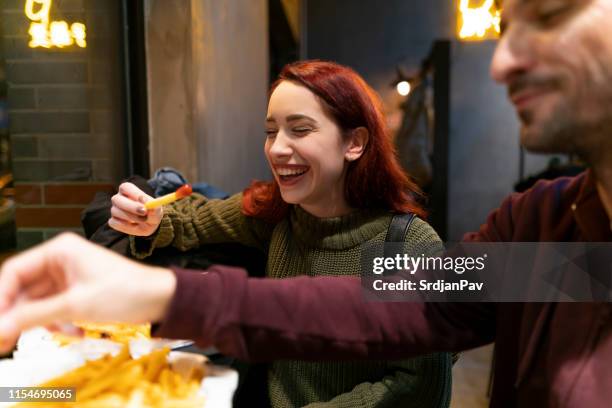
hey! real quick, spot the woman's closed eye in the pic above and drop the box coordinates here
[292,126,313,135]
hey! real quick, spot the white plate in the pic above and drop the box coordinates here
[0,328,238,407]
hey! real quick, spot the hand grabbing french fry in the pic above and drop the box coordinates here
[0,234,177,353]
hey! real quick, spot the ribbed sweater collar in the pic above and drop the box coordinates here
[289,205,390,250]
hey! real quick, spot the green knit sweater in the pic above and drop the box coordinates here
[131,193,452,408]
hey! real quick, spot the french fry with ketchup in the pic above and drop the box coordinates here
[144,184,193,210]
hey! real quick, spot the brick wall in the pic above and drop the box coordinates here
[1,0,126,249]
[14,182,114,247]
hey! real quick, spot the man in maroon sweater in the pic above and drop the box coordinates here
[1,0,612,407]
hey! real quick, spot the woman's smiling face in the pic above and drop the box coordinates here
[264,80,353,217]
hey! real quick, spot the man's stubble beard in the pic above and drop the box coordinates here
[520,88,612,167]
[519,99,580,155]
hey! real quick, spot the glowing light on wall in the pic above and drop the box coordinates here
[458,0,501,41]
[25,0,87,48]
[396,81,411,96]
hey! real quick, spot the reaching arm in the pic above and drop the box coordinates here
[2,188,524,357]
[155,266,496,362]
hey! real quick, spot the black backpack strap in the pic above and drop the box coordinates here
[384,213,416,258]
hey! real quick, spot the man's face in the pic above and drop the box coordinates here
[491,0,612,159]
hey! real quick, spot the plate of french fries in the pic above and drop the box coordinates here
[0,326,238,408]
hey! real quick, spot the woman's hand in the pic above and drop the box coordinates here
[108,182,163,236]
[0,233,176,353]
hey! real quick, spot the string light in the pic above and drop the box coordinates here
[25,0,87,48]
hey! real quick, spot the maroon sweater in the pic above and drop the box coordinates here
[156,170,612,408]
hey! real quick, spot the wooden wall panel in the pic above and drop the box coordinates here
[145,0,270,193]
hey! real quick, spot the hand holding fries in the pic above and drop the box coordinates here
[108,182,164,237]
[0,234,177,353]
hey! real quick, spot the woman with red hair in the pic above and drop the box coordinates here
[110,60,451,407]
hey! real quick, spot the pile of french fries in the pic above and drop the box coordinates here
[15,346,206,408]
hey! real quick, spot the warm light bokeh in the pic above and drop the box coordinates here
[396,81,412,96]
[458,0,501,41]
[25,0,87,48]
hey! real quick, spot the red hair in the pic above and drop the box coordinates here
[242,60,426,223]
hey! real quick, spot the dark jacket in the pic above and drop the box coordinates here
[155,170,612,408]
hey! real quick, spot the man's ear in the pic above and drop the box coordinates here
[345,127,369,161]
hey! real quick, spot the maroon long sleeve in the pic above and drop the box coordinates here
[155,265,496,362]
[153,172,612,407]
